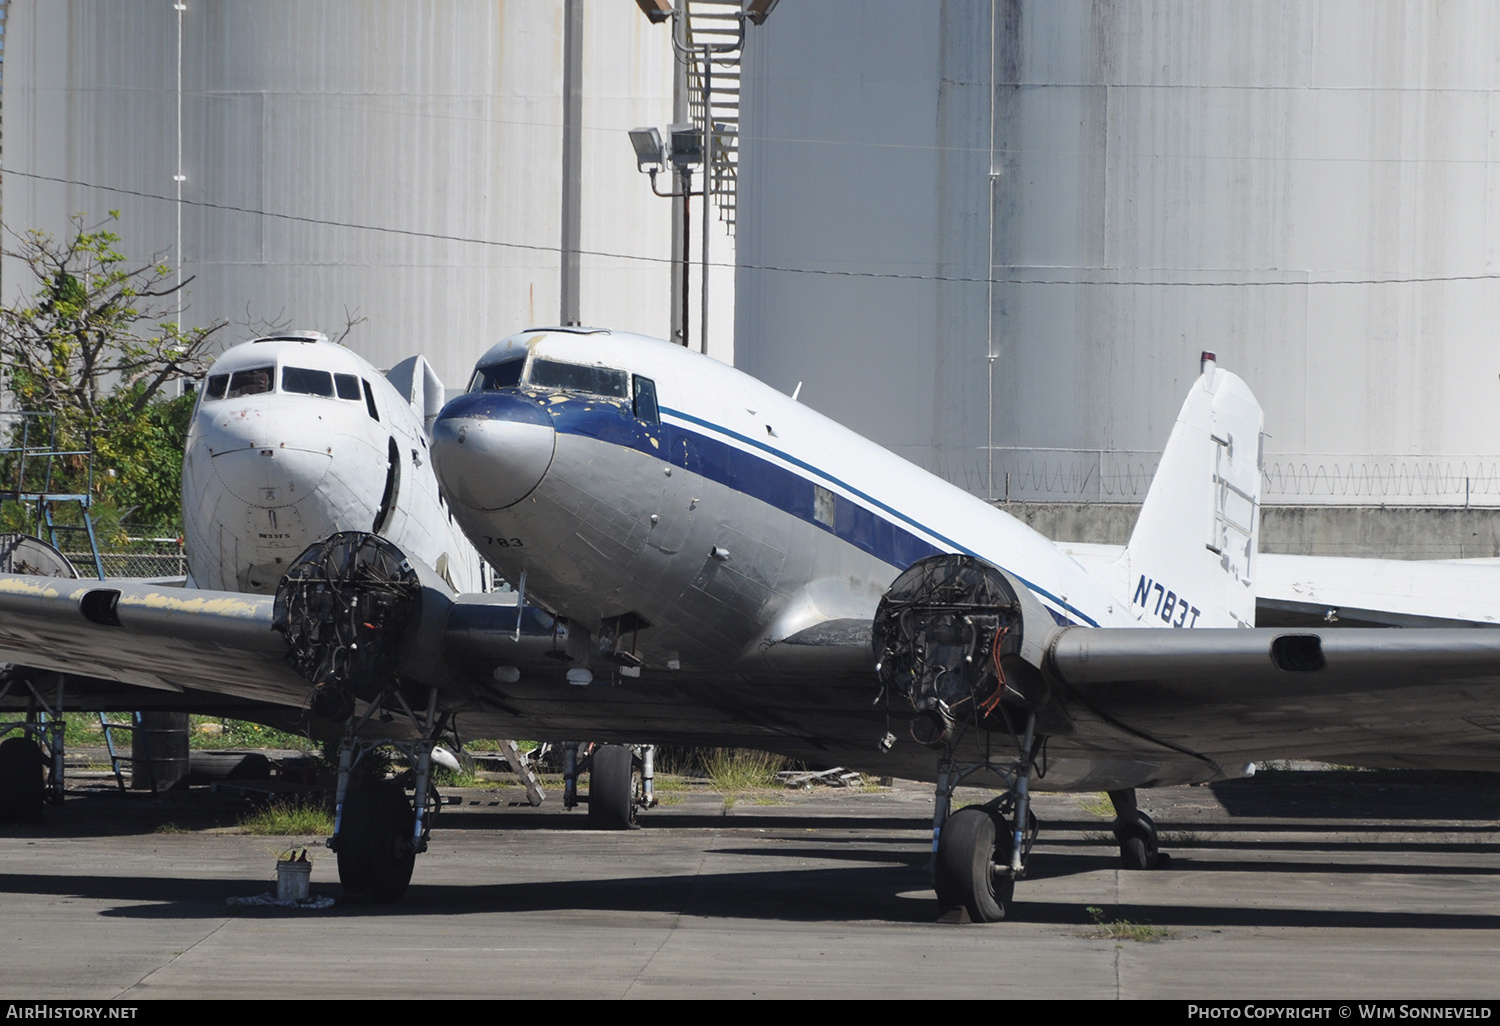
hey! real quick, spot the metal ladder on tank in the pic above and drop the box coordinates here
[685,0,743,234]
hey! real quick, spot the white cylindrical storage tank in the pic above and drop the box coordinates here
[3,0,680,388]
[737,1,1500,511]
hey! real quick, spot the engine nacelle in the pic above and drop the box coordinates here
[873,553,1065,747]
[273,532,438,716]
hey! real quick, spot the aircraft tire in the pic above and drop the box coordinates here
[1119,829,1153,871]
[337,780,416,902]
[934,806,1013,923]
[587,745,638,830]
[0,736,45,823]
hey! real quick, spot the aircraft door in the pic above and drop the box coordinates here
[637,376,695,555]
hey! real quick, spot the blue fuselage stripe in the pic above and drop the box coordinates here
[538,394,1095,627]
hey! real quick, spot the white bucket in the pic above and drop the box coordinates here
[276,858,312,902]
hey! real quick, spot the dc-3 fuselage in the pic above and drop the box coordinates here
[429,327,1266,790]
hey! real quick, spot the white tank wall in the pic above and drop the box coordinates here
[737,1,1500,505]
[2,0,725,389]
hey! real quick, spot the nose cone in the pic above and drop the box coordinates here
[432,391,556,510]
[198,406,333,506]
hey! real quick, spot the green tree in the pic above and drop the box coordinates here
[0,213,224,532]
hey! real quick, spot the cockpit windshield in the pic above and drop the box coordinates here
[203,364,367,403]
[468,358,526,393]
[226,367,274,398]
[528,359,629,399]
[282,366,335,397]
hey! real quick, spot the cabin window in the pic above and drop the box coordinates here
[282,366,335,397]
[205,374,228,399]
[362,379,380,421]
[468,357,526,393]
[633,376,659,424]
[335,373,362,400]
[226,367,274,398]
[528,359,629,399]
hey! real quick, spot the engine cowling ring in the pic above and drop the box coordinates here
[272,531,421,698]
[873,553,1064,745]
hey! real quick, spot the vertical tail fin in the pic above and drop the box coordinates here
[385,355,448,437]
[1118,353,1263,629]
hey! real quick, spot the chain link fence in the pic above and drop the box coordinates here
[64,531,188,580]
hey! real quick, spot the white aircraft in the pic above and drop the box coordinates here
[5,326,1500,921]
[182,331,481,596]
[0,331,508,887]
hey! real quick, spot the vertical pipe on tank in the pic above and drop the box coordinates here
[173,2,185,326]
[671,0,688,347]
[560,0,584,326]
[985,0,997,500]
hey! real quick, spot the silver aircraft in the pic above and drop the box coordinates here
[5,326,1500,920]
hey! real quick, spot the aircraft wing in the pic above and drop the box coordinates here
[1046,626,1500,772]
[0,573,303,702]
[8,564,1500,782]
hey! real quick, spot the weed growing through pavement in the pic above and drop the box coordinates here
[1084,906,1168,942]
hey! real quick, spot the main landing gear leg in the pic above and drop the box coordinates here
[329,689,451,903]
[932,713,1041,923]
[1109,788,1170,870]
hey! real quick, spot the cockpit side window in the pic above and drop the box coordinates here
[335,373,361,400]
[633,375,659,424]
[283,366,335,397]
[468,357,526,393]
[529,359,629,399]
[227,367,274,398]
[205,374,228,400]
[362,379,381,421]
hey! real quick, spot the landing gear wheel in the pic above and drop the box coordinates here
[337,780,416,902]
[1120,830,1151,871]
[0,736,45,823]
[587,744,639,830]
[934,806,1015,923]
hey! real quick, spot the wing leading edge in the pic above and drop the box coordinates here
[0,574,294,698]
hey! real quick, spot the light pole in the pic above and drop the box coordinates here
[633,0,778,355]
[629,125,703,349]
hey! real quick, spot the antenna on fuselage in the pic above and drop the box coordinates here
[791,381,803,402]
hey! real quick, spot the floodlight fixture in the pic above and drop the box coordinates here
[745,0,779,25]
[629,126,665,171]
[668,123,703,170]
[634,0,673,24]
